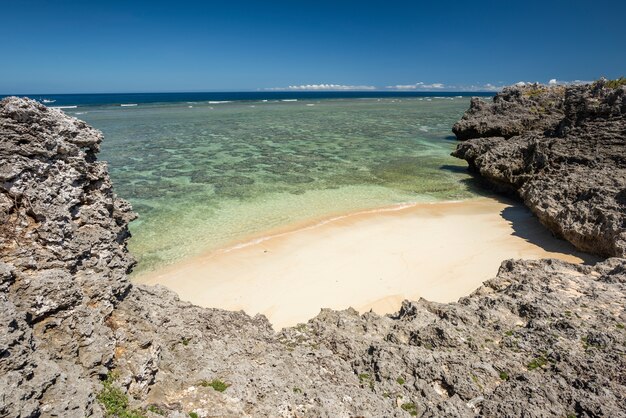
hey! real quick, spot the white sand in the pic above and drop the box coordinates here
[134,198,594,329]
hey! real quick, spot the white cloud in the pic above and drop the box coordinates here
[263,84,376,91]
[482,83,501,91]
[386,82,445,90]
[516,79,593,87]
[549,78,592,86]
[263,80,585,93]
[570,79,593,85]
[438,83,504,92]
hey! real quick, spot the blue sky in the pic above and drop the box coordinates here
[2,0,624,93]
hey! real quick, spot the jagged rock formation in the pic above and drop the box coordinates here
[452,81,626,258]
[1,97,625,418]
[0,97,136,416]
[452,85,567,141]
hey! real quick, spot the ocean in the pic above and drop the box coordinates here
[8,92,494,274]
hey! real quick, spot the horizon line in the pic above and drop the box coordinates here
[1,89,500,96]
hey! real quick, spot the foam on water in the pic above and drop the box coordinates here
[72,97,477,274]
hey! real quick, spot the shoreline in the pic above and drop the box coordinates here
[137,198,464,265]
[134,196,595,329]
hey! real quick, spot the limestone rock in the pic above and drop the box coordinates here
[452,81,626,257]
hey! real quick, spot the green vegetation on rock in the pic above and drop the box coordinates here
[603,77,626,89]
[524,86,547,98]
[527,355,548,371]
[97,373,146,418]
[401,402,418,416]
[147,405,165,415]
[200,378,230,392]
[358,373,375,389]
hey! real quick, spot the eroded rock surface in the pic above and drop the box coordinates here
[0,97,136,417]
[1,97,625,418]
[452,81,626,257]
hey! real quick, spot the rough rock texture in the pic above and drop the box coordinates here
[0,97,136,417]
[452,85,567,141]
[1,96,625,418]
[452,81,626,258]
[116,259,626,418]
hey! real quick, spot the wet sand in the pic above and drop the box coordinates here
[134,197,593,329]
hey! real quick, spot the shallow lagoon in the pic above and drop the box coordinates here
[69,97,479,273]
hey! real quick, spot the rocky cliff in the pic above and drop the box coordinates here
[1,96,625,418]
[452,80,626,258]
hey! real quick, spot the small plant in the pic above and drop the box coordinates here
[147,405,165,415]
[524,87,547,98]
[470,373,483,390]
[616,323,624,329]
[181,337,191,346]
[581,336,590,350]
[293,387,302,394]
[189,412,199,418]
[604,77,626,89]
[401,402,418,416]
[97,372,146,418]
[499,371,509,381]
[358,373,374,389]
[504,330,514,337]
[581,335,605,350]
[200,378,230,392]
[527,355,548,371]
[396,376,405,385]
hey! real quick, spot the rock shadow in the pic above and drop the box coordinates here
[499,205,601,265]
[439,163,600,264]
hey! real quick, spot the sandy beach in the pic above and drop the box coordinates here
[134,197,594,329]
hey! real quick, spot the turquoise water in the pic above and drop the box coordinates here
[68,97,477,274]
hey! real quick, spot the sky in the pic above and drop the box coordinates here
[1,0,625,93]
